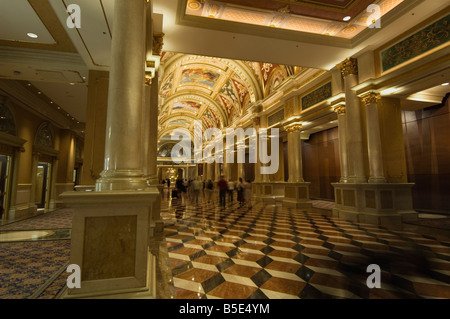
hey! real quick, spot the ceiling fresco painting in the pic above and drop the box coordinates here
[173,100,202,112]
[157,52,301,146]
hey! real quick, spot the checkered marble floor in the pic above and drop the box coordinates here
[160,191,450,299]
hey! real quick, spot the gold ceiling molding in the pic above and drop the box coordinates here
[0,0,77,53]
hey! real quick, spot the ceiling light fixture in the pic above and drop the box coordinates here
[27,32,38,38]
[442,83,449,86]
[343,16,351,21]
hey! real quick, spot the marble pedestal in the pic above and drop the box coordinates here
[61,188,159,298]
[332,183,418,229]
[252,182,285,204]
[282,182,313,209]
[150,184,164,236]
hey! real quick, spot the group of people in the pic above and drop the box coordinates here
[163,176,252,208]
[216,176,252,209]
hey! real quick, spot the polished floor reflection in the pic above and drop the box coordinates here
[0,191,449,299]
[158,188,450,299]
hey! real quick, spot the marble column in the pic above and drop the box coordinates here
[362,92,386,183]
[258,134,269,183]
[96,0,148,191]
[285,123,304,183]
[252,117,261,183]
[62,0,158,299]
[334,104,349,183]
[338,58,367,184]
[146,72,159,185]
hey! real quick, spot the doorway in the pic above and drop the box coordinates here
[35,162,51,209]
[0,155,11,220]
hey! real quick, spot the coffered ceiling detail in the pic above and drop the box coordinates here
[185,0,404,39]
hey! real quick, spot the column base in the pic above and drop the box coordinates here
[283,182,313,209]
[332,183,418,229]
[96,170,148,191]
[61,252,156,299]
[252,182,285,204]
[60,189,159,298]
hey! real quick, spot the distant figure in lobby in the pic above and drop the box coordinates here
[218,175,228,209]
[227,179,235,203]
[192,177,202,205]
[243,179,252,209]
[206,179,214,203]
[236,177,244,207]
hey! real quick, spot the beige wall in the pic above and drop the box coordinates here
[81,70,109,185]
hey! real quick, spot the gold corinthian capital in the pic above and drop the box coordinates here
[333,104,346,115]
[361,92,381,106]
[337,58,358,78]
[284,123,303,133]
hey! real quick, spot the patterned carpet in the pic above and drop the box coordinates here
[0,240,71,299]
[161,194,450,299]
[0,209,73,231]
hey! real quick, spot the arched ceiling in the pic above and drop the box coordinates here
[157,52,301,141]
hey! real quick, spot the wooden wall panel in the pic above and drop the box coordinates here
[403,96,450,213]
[302,127,340,200]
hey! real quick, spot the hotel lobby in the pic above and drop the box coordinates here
[0,0,449,300]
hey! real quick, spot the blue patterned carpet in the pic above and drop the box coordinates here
[0,239,71,299]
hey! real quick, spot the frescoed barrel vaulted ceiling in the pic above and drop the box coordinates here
[157,52,301,144]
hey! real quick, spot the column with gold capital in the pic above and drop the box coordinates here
[362,92,386,183]
[285,123,304,183]
[333,104,349,183]
[282,120,311,209]
[337,58,367,183]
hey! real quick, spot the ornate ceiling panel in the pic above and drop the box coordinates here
[158,52,300,140]
[185,0,404,39]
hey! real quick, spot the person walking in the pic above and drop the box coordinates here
[227,179,235,203]
[243,179,253,209]
[217,175,228,209]
[236,177,244,207]
[206,179,214,203]
[192,177,202,205]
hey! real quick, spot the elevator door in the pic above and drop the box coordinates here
[35,163,49,209]
[0,155,10,219]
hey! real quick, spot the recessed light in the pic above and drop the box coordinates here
[57,107,61,110]
[37,91,41,94]
[343,16,351,21]
[27,32,38,38]
[442,83,449,86]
